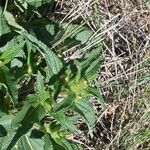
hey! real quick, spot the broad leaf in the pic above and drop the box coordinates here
[0,36,25,64]
[37,72,49,103]
[12,94,43,128]
[12,134,45,150]
[0,8,10,37]
[51,111,80,133]
[64,24,93,44]
[86,87,106,107]
[0,66,18,103]
[44,134,66,150]
[24,33,63,76]
[85,58,102,81]
[8,105,45,150]
[58,138,78,150]
[75,98,95,137]
[0,115,15,150]
[53,92,76,112]
[4,11,26,34]
[80,48,103,81]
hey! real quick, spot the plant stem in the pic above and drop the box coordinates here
[4,0,9,13]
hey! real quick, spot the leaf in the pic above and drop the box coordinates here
[51,111,80,133]
[4,11,26,34]
[12,134,45,150]
[7,104,45,150]
[25,21,59,45]
[73,48,103,81]
[64,24,93,44]
[0,36,25,64]
[46,124,81,150]
[81,48,101,68]
[0,66,18,103]
[0,8,10,37]
[26,0,53,8]
[75,28,93,44]
[53,92,76,112]
[11,104,31,129]
[9,95,45,149]
[44,134,54,150]
[24,33,62,76]
[37,72,49,104]
[44,134,65,150]
[79,48,103,81]
[69,142,83,150]
[12,94,43,128]
[59,138,77,150]
[74,98,95,137]
[84,57,102,81]
[86,87,106,107]
[0,115,15,150]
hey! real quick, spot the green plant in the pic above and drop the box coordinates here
[0,0,105,149]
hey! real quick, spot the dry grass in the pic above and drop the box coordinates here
[52,0,150,149]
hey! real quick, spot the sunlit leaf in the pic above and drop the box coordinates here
[4,11,26,34]
[51,111,80,133]
[0,36,25,64]
[75,98,95,137]
[0,8,10,37]
[24,33,63,76]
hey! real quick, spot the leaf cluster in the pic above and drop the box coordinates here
[0,1,105,149]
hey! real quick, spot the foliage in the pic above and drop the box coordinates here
[0,0,105,149]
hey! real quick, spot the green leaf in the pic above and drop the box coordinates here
[44,134,65,150]
[59,138,77,150]
[64,24,93,44]
[7,105,44,150]
[0,95,45,150]
[51,111,80,133]
[37,72,49,104]
[24,33,62,76]
[78,48,103,81]
[24,20,59,45]
[4,11,26,34]
[12,94,44,128]
[26,0,52,8]
[0,8,10,37]
[46,124,81,150]
[84,57,102,81]
[12,134,45,150]
[11,104,31,129]
[75,28,93,44]
[0,115,15,150]
[44,134,54,150]
[73,48,103,82]
[86,87,106,107]
[0,36,25,64]
[0,66,18,103]
[53,92,76,112]
[75,98,95,137]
